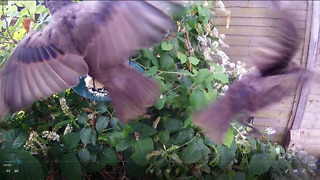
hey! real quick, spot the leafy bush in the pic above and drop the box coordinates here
[0,1,318,180]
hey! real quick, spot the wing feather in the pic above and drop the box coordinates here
[0,28,88,114]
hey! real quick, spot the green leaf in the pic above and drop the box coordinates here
[85,161,105,174]
[177,52,187,64]
[140,48,159,67]
[195,69,210,84]
[80,127,96,145]
[0,128,5,139]
[198,5,211,20]
[96,116,109,132]
[55,120,71,128]
[232,172,246,180]
[126,158,145,178]
[248,153,273,176]
[184,117,193,127]
[181,138,210,163]
[166,91,179,106]
[217,145,236,170]
[116,136,131,152]
[131,137,154,166]
[269,145,277,160]
[222,128,234,148]
[13,28,26,40]
[212,64,229,83]
[100,148,118,166]
[80,127,91,145]
[159,130,170,145]
[0,150,44,180]
[247,136,257,148]
[76,112,88,125]
[189,57,200,65]
[78,148,91,165]
[172,128,194,145]
[110,118,124,131]
[35,5,47,14]
[48,142,65,159]
[60,132,80,150]
[59,154,83,180]
[167,145,180,153]
[18,1,37,15]
[163,119,183,132]
[3,129,28,151]
[190,89,206,111]
[155,95,167,110]
[161,41,173,51]
[187,17,197,29]
[121,124,133,137]
[131,123,157,137]
[146,66,158,76]
[160,54,174,69]
[97,102,108,113]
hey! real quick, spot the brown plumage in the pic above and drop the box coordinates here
[193,10,313,143]
[0,1,180,123]
[22,18,35,33]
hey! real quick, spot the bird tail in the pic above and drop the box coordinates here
[193,96,238,143]
[97,64,159,123]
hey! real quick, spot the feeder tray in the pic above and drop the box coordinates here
[72,61,144,102]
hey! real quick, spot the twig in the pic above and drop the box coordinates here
[0,41,17,44]
[164,85,181,96]
[82,166,90,180]
[184,26,194,71]
[20,3,31,17]
[156,70,195,77]
[184,27,194,57]
[2,6,18,44]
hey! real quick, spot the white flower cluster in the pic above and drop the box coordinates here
[87,113,94,120]
[59,98,71,116]
[197,29,229,63]
[196,21,248,96]
[24,131,47,155]
[265,127,276,135]
[42,131,60,142]
[233,125,248,144]
[286,145,318,176]
[63,124,73,135]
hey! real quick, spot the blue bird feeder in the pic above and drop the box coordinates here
[72,61,144,102]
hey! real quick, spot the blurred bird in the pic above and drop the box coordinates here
[193,9,313,143]
[0,1,183,123]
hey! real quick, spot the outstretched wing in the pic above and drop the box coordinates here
[0,26,89,115]
[83,1,177,70]
[251,11,301,76]
[0,1,180,116]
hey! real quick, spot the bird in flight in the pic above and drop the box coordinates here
[0,1,181,123]
[193,9,313,143]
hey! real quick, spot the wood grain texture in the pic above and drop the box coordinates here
[223,1,307,10]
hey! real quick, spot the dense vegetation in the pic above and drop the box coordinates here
[0,1,318,179]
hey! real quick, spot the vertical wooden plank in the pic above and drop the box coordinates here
[283,1,320,147]
[292,1,319,130]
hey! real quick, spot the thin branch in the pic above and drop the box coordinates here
[184,27,194,57]
[0,41,16,44]
[156,70,195,77]
[2,6,18,44]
